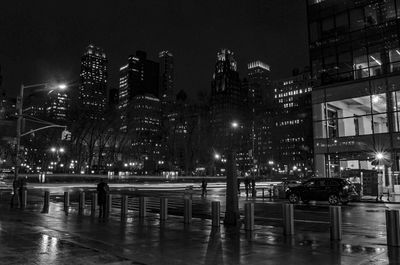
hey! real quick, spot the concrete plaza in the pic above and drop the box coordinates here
[0,192,399,265]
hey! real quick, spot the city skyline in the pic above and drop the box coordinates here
[0,0,308,99]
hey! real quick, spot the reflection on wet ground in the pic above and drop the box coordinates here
[1,197,400,264]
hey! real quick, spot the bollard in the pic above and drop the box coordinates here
[211,201,220,227]
[91,193,97,217]
[244,203,254,231]
[184,199,192,224]
[139,197,147,218]
[42,191,50,213]
[160,198,168,221]
[282,204,294,236]
[121,195,128,221]
[330,206,342,241]
[20,189,27,209]
[386,209,400,247]
[262,188,265,198]
[106,194,112,218]
[78,192,85,216]
[64,191,70,213]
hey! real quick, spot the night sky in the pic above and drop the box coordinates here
[0,0,309,99]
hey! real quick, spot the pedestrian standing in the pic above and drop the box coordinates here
[251,178,256,197]
[201,178,208,196]
[10,178,20,208]
[97,178,109,219]
[245,178,250,197]
[237,179,241,196]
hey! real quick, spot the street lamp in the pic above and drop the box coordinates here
[231,121,239,129]
[14,82,67,181]
[375,152,385,201]
[224,120,240,226]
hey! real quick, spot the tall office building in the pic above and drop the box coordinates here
[119,51,160,131]
[307,0,400,188]
[159,51,174,102]
[79,44,108,119]
[210,49,248,174]
[273,70,315,174]
[247,60,273,173]
[247,60,272,110]
[45,89,69,122]
[118,51,161,173]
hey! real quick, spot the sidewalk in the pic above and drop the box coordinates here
[0,197,399,265]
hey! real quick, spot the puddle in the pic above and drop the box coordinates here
[342,244,384,255]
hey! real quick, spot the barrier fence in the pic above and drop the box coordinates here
[1,189,400,247]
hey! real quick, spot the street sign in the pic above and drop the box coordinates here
[61,129,71,141]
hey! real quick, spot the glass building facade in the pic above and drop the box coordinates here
[307,0,400,186]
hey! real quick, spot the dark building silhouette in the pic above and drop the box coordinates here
[272,70,315,174]
[119,51,159,131]
[210,49,248,175]
[159,51,175,102]
[78,44,108,119]
[307,0,400,183]
[118,51,161,174]
[108,88,119,110]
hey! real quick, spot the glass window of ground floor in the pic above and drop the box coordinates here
[313,76,400,139]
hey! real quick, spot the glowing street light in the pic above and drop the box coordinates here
[214,153,221,160]
[375,152,384,160]
[231,121,239,129]
[50,147,57,153]
[57,83,67,90]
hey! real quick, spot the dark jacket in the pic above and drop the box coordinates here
[97,181,109,204]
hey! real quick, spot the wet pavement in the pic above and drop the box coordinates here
[1,191,400,265]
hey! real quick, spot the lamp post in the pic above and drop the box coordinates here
[268,160,274,179]
[375,152,384,201]
[14,83,67,181]
[213,153,221,176]
[224,120,240,226]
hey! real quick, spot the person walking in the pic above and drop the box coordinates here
[201,178,208,196]
[97,178,109,219]
[18,177,27,208]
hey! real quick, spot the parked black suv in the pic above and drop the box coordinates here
[286,177,358,205]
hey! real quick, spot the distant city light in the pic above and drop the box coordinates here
[231,121,239,129]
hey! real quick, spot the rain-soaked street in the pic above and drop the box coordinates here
[0,182,400,264]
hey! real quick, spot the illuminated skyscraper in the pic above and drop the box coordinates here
[46,89,69,122]
[159,51,174,102]
[247,60,272,172]
[273,70,314,173]
[79,44,107,119]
